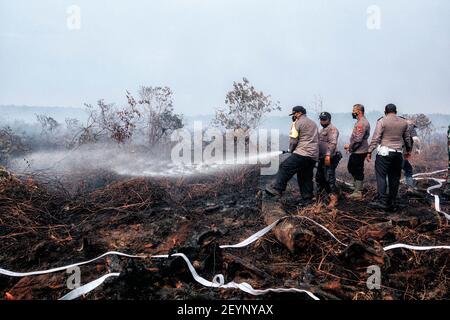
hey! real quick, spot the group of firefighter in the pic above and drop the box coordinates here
[265,103,424,211]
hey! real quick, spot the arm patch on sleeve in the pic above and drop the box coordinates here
[356,124,363,134]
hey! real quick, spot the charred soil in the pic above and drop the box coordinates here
[0,166,449,300]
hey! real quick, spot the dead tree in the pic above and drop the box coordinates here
[261,200,315,253]
[0,126,28,165]
[212,77,281,132]
[133,86,184,146]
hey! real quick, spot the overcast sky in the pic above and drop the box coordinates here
[0,0,449,115]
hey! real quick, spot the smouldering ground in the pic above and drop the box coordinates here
[0,164,449,300]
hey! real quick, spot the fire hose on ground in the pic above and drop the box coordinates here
[0,170,449,300]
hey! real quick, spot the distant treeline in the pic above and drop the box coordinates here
[1,105,448,137]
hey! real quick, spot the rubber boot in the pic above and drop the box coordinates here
[348,180,363,199]
[369,198,391,211]
[348,179,355,191]
[327,194,338,209]
[264,185,282,201]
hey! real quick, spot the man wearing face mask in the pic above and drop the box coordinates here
[344,104,371,199]
[316,112,341,209]
[265,106,319,206]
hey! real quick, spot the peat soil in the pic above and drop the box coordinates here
[0,166,449,300]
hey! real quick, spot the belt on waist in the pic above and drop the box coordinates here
[377,145,403,156]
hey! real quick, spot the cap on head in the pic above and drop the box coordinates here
[319,111,331,121]
[289,106,307,116]
[385,104,397,114]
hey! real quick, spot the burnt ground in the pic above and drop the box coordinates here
[0,165,449,300]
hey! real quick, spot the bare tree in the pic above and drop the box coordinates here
[36,115,60,134]
[63,118,83,149]
[80,95,141,145]
[212,77,281,132]
[0,126,28,165]
[404,113,434,144]
[72,87,183,147]
[34,114,63,148]
[132,86,184,146]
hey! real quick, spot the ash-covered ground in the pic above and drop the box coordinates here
[0,161,449,300]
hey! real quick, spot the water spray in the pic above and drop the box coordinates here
[10,147,288,179]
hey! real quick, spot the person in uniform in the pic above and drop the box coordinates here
[316,112,341,209]
[344,104,371,199]
[265,106,319,206]
[367,104,412,210]
[402,119,421,189]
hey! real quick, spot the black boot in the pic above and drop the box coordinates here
[369,195,391,211]
[264,185,282,201]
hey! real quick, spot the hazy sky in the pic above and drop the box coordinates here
[0,0,449,115]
